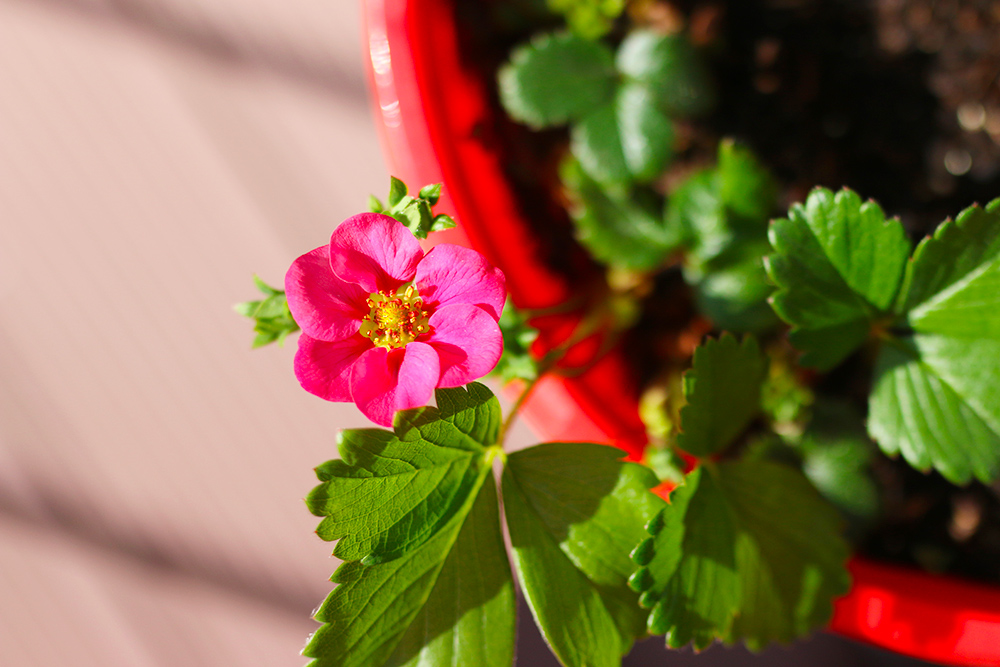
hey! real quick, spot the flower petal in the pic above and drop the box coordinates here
[294,333,371,402]
[427,304,503,387]
[351,342,440,426]
[415,244,507,321]
[329,212,424,293]
[285,246,369,342]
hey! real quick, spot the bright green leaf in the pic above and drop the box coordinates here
[388,176,408,207]
[498,31,617,128]
[561,157,674,270]
[418,182,442,205]
[616,30,714,117]
[503,443,665,665]
[677,334,767,458]
[869,338,1000,485]
[766,187,910,370]
[304,467,509,667]
[547,0,625,39]
[307,385,499,564]
[385,481,515,667]
[236,276,299,349]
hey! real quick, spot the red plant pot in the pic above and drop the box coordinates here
[360,1,1000,664]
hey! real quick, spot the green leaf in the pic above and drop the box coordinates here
[547,0,625,39]
[236,276,300,349]
[498,31,616,128]
[503,443,665,666]
[616,30,714,117]
[766,187,910,370]
[385,481,515,667]
[869,339,1000,485]
[388,176,408,207]
[633,467,740,650]
[430,213,457,232]
[687,242,778,334]
[491,299,540,383]
[632,462,849,650]
[569,101,630,185]
[369,194,385,213]
[304,470,513,667]
[418,182,442,205]
[561,157,674,270]
[867,200,1000,484]
[677,334,767,458]
[898,199,1000,315]
[617,83,676,182]
[307,384,499,563]
[800,434,879,519]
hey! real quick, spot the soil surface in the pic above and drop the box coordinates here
[459,0,1000,583]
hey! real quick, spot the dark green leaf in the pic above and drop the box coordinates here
[503,443,665,665]
[304,469,510,667]
[801,434,879,519]
[385,481,515,667]
[498,31,616,128]
[633,467,740,649]
[617,83,676,182]
[633,462,849,650]
[570,101,630,185]
[766,187,910,370]
[561,157,674,270]
[687,242,778,333]
[308,385,499,563]
[615,30,714,117]
[677,334,767,458]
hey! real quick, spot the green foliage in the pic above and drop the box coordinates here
[547,0,625,39]
[502,443,666,666]
[491,299,541,383]
[677,334,767,458]
[616,30,715,118]
[304,385,514,667]
[304,476,513,667]
[498,32,617,128]
[631,462,850,650]
[307,384,500,564]
[668,141,779,332]
[766,187,910,370]
[561,157,675,271]
[234,275,300,348]
[370,176,456,239]
[500,28,711,186]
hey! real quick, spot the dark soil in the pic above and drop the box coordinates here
[458,0,1000,584]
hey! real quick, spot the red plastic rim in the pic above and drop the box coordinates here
[360,1,1000,664]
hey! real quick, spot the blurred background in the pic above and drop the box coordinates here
[0,0,940,665]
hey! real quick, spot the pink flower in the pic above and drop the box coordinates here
[285,212,506,426]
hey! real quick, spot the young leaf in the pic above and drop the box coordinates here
[631,461,849,650]
[766,187,910,370]
[307,384,500,564]
[677,334,767,458]
[235,276,300,348]
[615,30,714,117]
[388,176,408,207]
[503,443,666,666]
[867,200,1000,484]
[561,157,675,270]
[547,0,625,39]
[491,299,540,384]
[498,31,617,128]
[304,470,513,667]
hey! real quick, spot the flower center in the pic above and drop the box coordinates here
[358,285,431,349]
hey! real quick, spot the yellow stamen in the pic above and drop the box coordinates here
[359,285,432,349]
